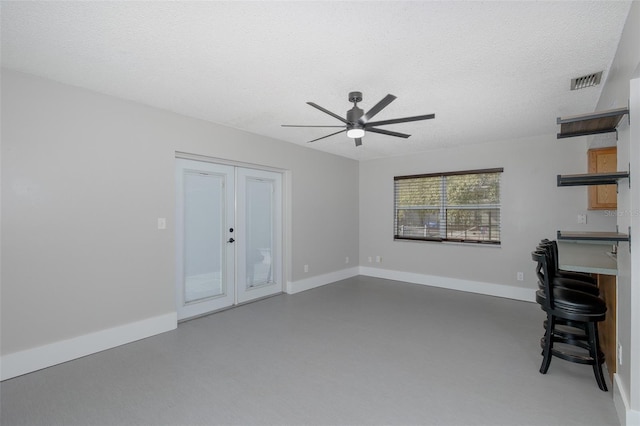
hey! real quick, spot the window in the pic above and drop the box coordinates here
[394,168,503,244]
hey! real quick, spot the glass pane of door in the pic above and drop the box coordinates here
[245,178,274,289]
[236,168,282,303]
[176,159,235,320]
[183,171,225,302]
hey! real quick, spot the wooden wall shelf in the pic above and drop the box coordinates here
[557,230,629,242]
[557,171,630,187]
[557,107,629,139]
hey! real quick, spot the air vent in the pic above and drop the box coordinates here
[571,71,603,90]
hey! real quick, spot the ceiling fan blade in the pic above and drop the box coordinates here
[354,138,363,147]
[366,113,435,127]
[367,127,411,138]
[307,102,349,124]
[282,125,346,128]
[307,129,347,143]
[359,94,397,124]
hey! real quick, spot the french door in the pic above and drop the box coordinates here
[175,158,283,320]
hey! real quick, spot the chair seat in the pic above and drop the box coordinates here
[536,288,606,318]
[549,276,600,296]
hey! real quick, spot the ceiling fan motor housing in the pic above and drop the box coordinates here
[347,106,364,128]
[347,91,364,130]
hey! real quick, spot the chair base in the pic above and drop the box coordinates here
[540,314,607,391]
[543,319,587,342]
[539,338,605,365]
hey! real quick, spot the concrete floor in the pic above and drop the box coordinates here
[0,276,620,425]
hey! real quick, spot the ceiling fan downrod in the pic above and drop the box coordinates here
[346,92,365,142]
[347,92,364,129]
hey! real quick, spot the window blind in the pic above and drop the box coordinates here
[394,168,503,244]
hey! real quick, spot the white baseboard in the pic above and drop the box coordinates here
[0,269,536,381]
[286,267,359,294]
[1,312,177,381]
[286,265,535,302]
[614,373,640,426]
[358,266,536,302]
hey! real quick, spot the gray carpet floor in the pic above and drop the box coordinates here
[0,276,620,425]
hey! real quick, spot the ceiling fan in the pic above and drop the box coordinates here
[282,91,435,147]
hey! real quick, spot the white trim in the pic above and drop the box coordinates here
[1,312,177,381]
[614,373,640,426]
[0,269,536,381]
[358,266,536,302]
[286,267,359,294]
[286,267,535,302]
[175,151,285,174]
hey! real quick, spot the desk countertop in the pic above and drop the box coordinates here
[557,241,618,275]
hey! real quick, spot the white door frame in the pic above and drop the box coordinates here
[175,153,286,321]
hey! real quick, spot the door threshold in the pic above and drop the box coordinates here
[178,292,284,324]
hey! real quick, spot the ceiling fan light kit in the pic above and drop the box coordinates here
[282,91,435,147]
[346,128,365,139]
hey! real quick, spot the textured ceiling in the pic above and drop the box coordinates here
[1,1,632,161]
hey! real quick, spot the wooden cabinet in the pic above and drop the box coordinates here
[588,147,617,210]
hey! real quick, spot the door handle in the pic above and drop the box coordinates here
[227,238,235,243]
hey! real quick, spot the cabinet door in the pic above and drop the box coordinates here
[588,147,617,210]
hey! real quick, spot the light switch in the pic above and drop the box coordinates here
[157,218,167,230]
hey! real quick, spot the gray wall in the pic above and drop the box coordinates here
[595,0,640,416]
[359,134,615,291]
[1,70,360,356]
[358,3,640,417]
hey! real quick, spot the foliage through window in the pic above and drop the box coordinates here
[394,168,503,244]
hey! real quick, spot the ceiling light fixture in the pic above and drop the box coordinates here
[346,127,365,139]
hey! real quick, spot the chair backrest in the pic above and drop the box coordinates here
[539,239,560,274]
[532,249,555,308]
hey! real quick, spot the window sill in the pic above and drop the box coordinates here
[394,237,501,247]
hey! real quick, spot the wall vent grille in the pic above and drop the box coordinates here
[571,71,603,90]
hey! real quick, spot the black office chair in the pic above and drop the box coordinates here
[532,249,608,391]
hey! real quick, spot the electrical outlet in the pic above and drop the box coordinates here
[375,256,381,263]
[304,264,309,273]
[577,214,587,224]
[345,256,349,264]
[517,272,524,281]
[368,257,372,263]
[157,218,167,230]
